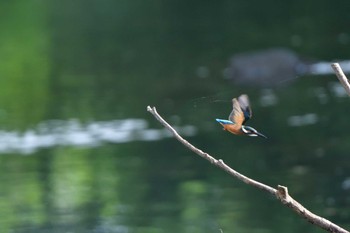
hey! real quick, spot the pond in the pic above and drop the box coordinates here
[0,1,349,232]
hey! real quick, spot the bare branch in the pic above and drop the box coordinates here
[147,106,349,233]
[331,63,350,96]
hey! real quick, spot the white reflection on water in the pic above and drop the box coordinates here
[329,82,349,98]
[287,113,318,127]
[259,89,278,107]
[342,177,350,190]
[0,119,197,154]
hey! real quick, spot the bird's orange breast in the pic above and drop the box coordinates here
[222,124,243,135]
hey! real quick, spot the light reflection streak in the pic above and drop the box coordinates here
[0,119,197,154]
[287,113,318,127]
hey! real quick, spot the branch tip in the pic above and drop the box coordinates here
[331,63,350,96]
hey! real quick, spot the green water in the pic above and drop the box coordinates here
[0,1,349,232]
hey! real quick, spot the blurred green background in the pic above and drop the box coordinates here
[0,0,350,232]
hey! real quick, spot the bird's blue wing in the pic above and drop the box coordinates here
[216,119,234,125]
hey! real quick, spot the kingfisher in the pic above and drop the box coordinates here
[216,94,267,138]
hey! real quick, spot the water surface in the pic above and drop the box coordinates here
[1,1,350,232]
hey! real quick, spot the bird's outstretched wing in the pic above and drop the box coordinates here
[238,94,252,124]
[228,94,252,126]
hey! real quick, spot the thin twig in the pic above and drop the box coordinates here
[147,106,349,233]
[331,63,350,96]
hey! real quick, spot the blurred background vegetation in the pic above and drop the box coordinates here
[0,0,350,232]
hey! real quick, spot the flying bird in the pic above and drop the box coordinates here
[216,94,267,138]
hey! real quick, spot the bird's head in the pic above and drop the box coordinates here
[241,125,267,138]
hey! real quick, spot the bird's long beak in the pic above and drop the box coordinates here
[256,131,267,139]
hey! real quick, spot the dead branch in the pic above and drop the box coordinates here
[147,106,349,233]
[331,63,350,96]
